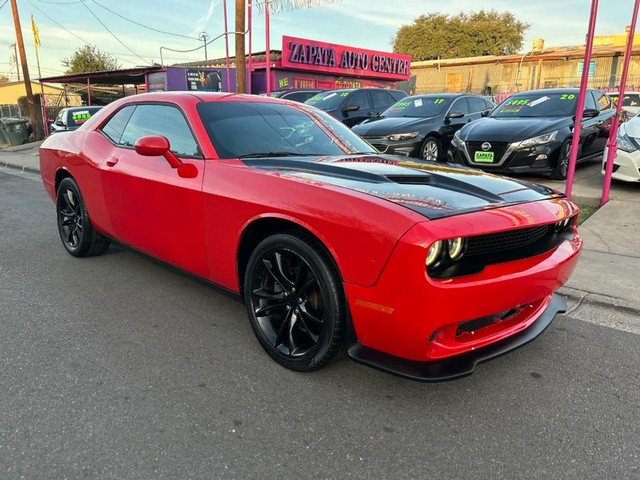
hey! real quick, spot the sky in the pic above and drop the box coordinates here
[0,0,635,81]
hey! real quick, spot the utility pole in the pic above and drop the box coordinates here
[235,0,246,93]
[9,0,42,140]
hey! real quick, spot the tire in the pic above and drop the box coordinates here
[56,177,110,257]
[243,231,346,372]
[420,136,441,161]
[550,141,571,180]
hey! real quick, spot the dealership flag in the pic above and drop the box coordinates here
[31,15,41,48]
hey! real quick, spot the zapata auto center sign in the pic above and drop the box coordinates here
[281,35,411,81]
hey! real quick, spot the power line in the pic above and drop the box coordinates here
[89,0,200,41]
[0,0,8,11]
[80,0,150,65]
[26,0,136,67]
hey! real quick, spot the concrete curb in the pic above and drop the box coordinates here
[0,161,41,175]
[560,285,640,316]
[0,140,44,152]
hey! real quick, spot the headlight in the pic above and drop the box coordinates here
[426,241,444,267]
[447,237,467,261]
[518,130,558,149]
[452,129,465,147]
[616,133,637,153]
[383,132,420,141]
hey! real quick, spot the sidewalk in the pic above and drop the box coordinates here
[0,140,42,173]
[2,141,640,316]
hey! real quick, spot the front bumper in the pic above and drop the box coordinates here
[348,293,565,381]
[448,141,560,175]
[364,137,422,157]
[344,198,582,379]
[602,146,640,182]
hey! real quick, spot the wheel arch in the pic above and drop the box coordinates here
[54,167,74,195]
[236,215,342,298]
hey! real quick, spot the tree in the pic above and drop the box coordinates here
[61,45,120,74]
[393,10,530,61]
[0,74,10,83]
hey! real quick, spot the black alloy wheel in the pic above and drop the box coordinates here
[244,232,346,371]
[550,141,572,180]
[56,177,110,257]
[421,136,441,161]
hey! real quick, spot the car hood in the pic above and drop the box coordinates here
[242,154,562,220]
[460,117,570,142]
[621,117,640,138]
[352,116,436,135]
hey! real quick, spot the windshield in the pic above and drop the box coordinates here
[67,107,102,127]
[611,93,640,107]
[491,93,578,118]
[197,101,376,159]
[304,91,351,111]
[382,96,451,118]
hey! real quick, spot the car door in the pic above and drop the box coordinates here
[98,103,209,278]
[440,97,471,145]
[578,91,604,160]
[341,90,373,127]
[589,90,615,156]
[370,89,396,118]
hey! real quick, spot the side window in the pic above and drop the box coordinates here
[56,110,66,125]
[484,99,495,110]
[468,96,486,113]
[593,91,611,111]
[347,91,371,110]
[449,97,471,115]
[584,92,598,110]
[371,89,393,109]
[100,105,136,144]
[119,104,200,157]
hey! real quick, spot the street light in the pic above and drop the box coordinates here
[199,32,210,60]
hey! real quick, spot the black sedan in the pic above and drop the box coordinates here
[352,94,494,160]
[448,88,615,179]
[304,88,407,127]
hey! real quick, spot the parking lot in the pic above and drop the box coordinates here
[1,157,640,478]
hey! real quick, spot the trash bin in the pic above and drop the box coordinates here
[0,121,9,146]
[0,117,30,146]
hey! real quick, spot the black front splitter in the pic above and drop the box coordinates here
[347,293,566,382]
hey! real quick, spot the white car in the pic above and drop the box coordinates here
[603,115,640,182]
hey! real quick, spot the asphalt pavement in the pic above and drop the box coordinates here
[2,140,639,319]
[1,167,639,479]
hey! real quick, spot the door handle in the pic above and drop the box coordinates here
[106,157,119,167]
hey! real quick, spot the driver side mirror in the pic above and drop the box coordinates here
[343,104,360,113]
[582,108,600,118]
[55,120,65,126]
[481,109,491,117]
[446,112,465,119]
[134,135,197,178]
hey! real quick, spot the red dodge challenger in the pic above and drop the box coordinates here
[39,92,582,381]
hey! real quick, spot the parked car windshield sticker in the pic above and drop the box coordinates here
[71,111,92,124]
[384,97,448,117]
[529,96,550,107]
[494,93,578,117]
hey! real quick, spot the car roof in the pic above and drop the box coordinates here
[512,88,603,95]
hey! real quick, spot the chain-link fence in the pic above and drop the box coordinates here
[0,104,22,118]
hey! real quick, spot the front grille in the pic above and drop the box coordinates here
[465,225,552,257]
[428,219,575,279]
[370,143,388,153]
[467,141,510,162]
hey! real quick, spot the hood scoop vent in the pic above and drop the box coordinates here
[386,174,434,185]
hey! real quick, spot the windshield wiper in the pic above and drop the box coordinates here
[238,152,314,158]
